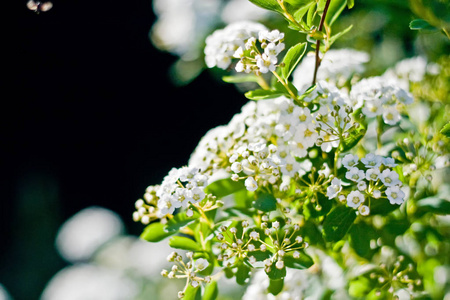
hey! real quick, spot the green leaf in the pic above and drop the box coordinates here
[323,205,357,242]
[236,262,252,285]
[349,277,373,298]
[324,0,347,26]
[328,24,353,46]
[440,121,450,138]
[409,19,436,31]
[169,236,203,252]
[340,108,367,152]
[283,251,314,269]
[281,42,308,80]
[253,193,278,212]
[205,178,245,199]
[370,197,397,215]
[222,75,259,84]
[245,89,286,100]
[165,212,200,232]
[349,222,376,258]
[293,1,316,25]
[347,0,354,9]
[266,262,286,280]
[183,284,201,300]
[248,0,283,14]
[140,222,175,242]
[203,281,218,300]
[306,2,316,26]
[268,279,284,296]
[416,197,450,215]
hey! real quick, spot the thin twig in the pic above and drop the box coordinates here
[312,0,332,85]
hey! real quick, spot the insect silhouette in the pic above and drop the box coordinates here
[26,0,53,13]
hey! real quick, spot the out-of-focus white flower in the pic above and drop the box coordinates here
[0,284,12,300]
[293,48,369,90]
[55,207,124,262]
[41,264,138,300]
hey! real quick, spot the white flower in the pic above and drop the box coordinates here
[379,169,401,186]
[231,162,243,173]
[361,153,382,168]
[345,167,365,182]
[187,187,206,203]
[256,53,277,73]
[365,168,380,181]
[342,154,359,169]
[359,205,370,216]
[195,258,209,271]
[385,186,405,205]
[326,178,342,199]
[357,180,367,191]
[382,157,397,167]
[382,106,401,125]
[245,176,258,191]
[264,42,285,58]
[347,191,365,208]
[258,29,284,43]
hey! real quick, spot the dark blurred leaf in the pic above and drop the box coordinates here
[409,19,436,31]
[283,251,314,269]
[236,262,252,285]
[416,197,450,215]
[323,205,356,242]
[253,193,278,212]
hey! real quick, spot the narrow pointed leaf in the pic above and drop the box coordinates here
[169,236,203,252]
[140,222,175,242]
[281,42,308,80]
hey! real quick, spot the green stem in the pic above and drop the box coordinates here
[271,70,298,100]
[376,116,383,150]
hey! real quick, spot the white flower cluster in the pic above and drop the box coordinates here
[162,251,211,298]
[229,142,281,191]
[151,0,271,57]
[190,81,365,192]
[234,29,285,74]
[292,48,369,89]
[204,21,268,70]
[327,153,405,215]
[133,166,209,223]
[349,76,413,125]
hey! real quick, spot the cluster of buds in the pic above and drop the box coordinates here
[216,221,255,267]
[369,255,422,297]
[161,251,212,298]
[248,216,308,273]
[132,185,160,224]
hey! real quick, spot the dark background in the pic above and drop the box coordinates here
[2,1,246,299]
